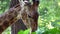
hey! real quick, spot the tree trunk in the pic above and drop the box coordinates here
[11,19,27,34]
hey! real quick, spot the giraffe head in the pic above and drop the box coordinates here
[19,0,39,32]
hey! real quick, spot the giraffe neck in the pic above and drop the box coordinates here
[0,4,21,33]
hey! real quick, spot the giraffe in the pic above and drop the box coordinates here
[0,0,39,34]
[18,0,39,32]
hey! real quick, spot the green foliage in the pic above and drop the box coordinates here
[18,30,24,34]
[18,29,36,34]
[23,29,30,34]
[18,29,30,34]
[43,28,60,34]
[0,0,10,14]
[38,0,60,34]
[31,32,36,34]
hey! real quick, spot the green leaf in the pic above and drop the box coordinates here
[18,30,24,34]
[31,32,36,34]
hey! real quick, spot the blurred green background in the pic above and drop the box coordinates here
[0,0,60,34]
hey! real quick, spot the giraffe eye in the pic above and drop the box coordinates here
[28,15,32,18]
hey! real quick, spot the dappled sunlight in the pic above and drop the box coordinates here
[46,22,54,29]
[58,2,60,6]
